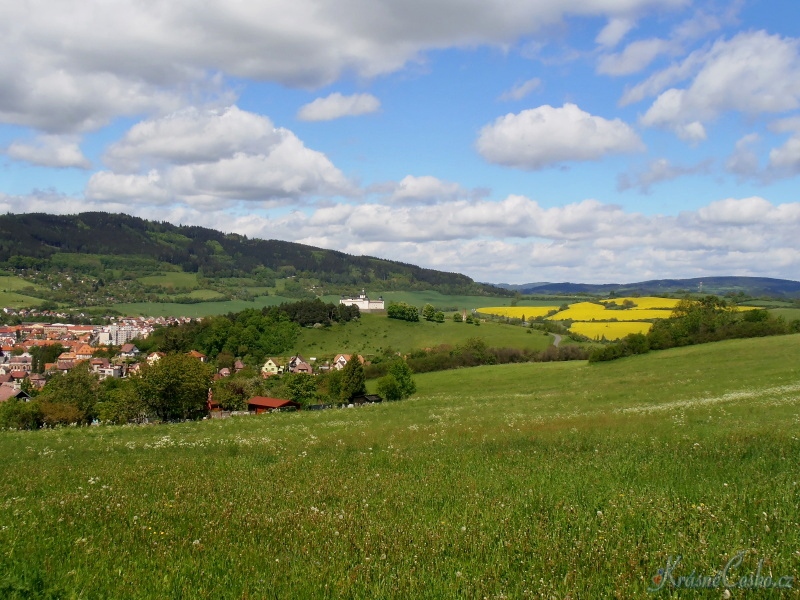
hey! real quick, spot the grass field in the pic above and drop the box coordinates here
[0,275,43,293]
[374,291,520,311]
[295,313,556,357]
[0,291,44,309]
[0,276,44,308]
[138,272,200,289]
[770,308,800,322]
[104,296,303,317]
[1,334,798,598]
[166,290,228,301]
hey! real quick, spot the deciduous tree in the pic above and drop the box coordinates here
[134,353,214,420]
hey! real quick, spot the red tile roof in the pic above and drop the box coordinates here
[247,396,299,410]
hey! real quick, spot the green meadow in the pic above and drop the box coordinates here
[373,291,575,311]
[770,308,800,322]
[137,272,201,289]
[105,296,300,318]
[295,313,558,357]
[0,275,44,308]
[1,334,799,598]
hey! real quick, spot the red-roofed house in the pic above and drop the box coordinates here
[247,396,300,414]
[187,350,208,363]
[9,371,28,383]
[75,344,95,361]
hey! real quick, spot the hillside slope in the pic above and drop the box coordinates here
[0,212,505,296]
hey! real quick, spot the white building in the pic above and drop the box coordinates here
[96,324,142,346]
[339,289,385,311]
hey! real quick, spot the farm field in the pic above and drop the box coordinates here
[569,321,652,339]
[478,297,763,341]
[294,313,557,357]
[138,272,200,289]
[547,299,676,322]
[1,335,798,598]
[770,308,800,322]
[479,297,678,340]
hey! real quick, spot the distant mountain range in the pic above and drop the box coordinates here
[494,277,800,298]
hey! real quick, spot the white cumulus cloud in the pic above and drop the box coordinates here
[5,135,91,169]
[386,175,465,205]
[88,105,353,208]
[637,31,800,138]
[476,103,644,170]
[104,106,282,172]
[5,190,799,284]
[0,0,687,133]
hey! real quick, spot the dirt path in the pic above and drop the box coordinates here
[550,333,562,347]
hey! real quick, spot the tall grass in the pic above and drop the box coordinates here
[0,335,798,598]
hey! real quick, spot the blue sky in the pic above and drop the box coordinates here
[1,0,799,284]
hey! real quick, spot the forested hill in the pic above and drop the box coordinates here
[0,212,504,296]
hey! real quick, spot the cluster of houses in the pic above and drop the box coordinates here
[259,352,364,378]
[0,315,198,348]
[1,327,379,415]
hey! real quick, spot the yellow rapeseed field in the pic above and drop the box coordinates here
[570,321,653,340]
[479,297,757,340]
[599,297,680,309]
[545,302,628,321]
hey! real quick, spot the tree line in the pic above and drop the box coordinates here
[134,299,359,368]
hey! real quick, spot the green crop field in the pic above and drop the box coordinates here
[295,313,558,357]
[1,334,798,598]
[138,272,200,289]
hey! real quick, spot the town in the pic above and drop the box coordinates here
[0,303,394,417]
